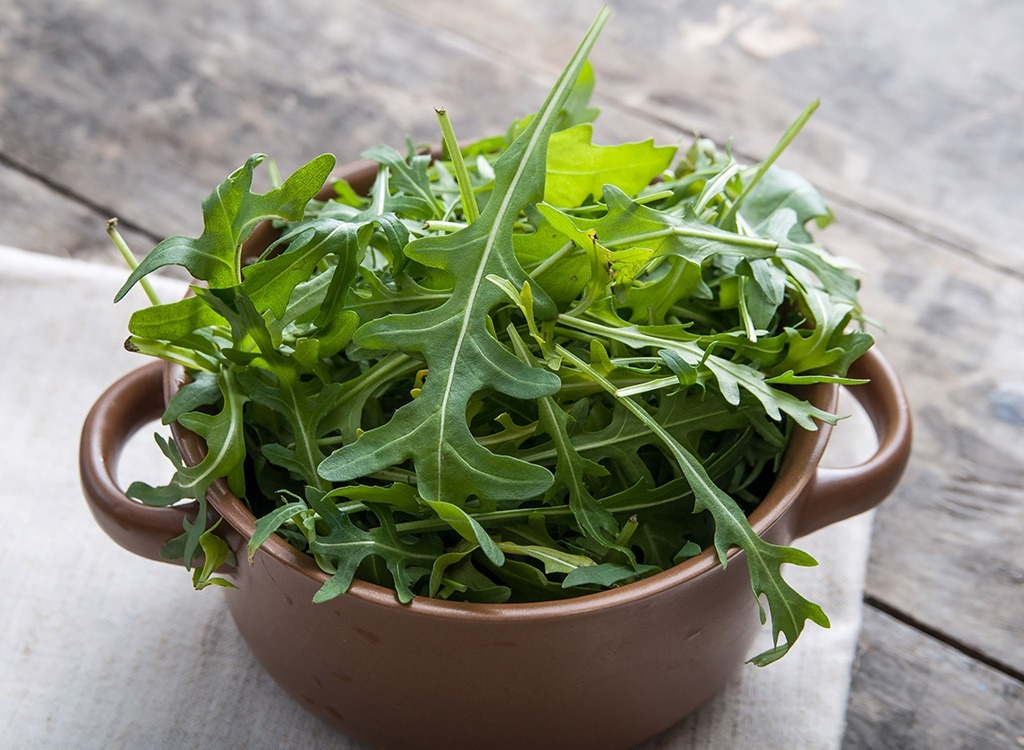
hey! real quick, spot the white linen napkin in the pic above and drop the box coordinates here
[0,245,875,749]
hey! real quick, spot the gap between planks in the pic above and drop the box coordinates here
[0,151,163,246]
[864,594,1024,685]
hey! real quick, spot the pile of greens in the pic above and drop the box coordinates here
[115,9,871,665]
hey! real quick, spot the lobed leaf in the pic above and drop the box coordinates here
[544,123,676,208]
[318,9,611,505]
[115,154,335,300]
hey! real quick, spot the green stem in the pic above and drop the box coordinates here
[529,241,577,277]
[635,188,675,205]
[435,108,480,223]
[423,220,468,233]
[372,165,389,216]
[266,158,283,189]
[601,226,776,253]
[125,336,217,372]
[396,505,573,534]
[107,218,161,306]
[720,99,820,228]
[737,276,758,342]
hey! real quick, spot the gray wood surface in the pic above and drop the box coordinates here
[843,607,1023,749]
[2,0,1020,745]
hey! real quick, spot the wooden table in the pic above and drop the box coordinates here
[3,1,1021,745]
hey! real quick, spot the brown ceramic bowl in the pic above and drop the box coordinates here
[80,161,912,750]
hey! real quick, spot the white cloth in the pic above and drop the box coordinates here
[0,245,876,749]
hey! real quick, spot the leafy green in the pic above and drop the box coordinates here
[544,124,676,207]
[115,154,335,301]
[113,7,875,666]
[317,10,609,505]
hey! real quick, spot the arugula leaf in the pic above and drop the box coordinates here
[563,561,659,589]
[318,9,611,506]
[557,345,829,665]
[191,520,237,590]
[739,165,833,244]
[545,124,676,207]
[115,154,334,300]
[248,501,307,563]
[307,496,439,604]
[497,542,597,575]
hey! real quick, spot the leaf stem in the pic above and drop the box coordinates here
[422,220,468,233]
[435,108,480,223]
[266,159,283,189]
[719,99,820,228]
[107,218,161,306]
[601,226,776,253]
[634,188,675,205]
[529,241,577,278]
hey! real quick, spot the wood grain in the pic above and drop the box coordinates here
[0,0,552,241]
[821,203,1024,675]
[0,159,153,263]
[843,607,1024,749]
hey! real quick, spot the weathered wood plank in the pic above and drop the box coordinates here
[0,0,558,241]
[0,160,152,264]
[843,606,1023,749]
[379,0,1024,276]
[819,202,1024,675]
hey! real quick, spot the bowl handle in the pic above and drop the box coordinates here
[795,347,913,537]
[80,362,197,563]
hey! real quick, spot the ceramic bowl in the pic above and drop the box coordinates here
[80,161,912,750]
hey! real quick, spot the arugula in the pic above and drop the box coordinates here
[114,8,874,665]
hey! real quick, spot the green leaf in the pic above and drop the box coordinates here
[241,218,365,320]
[174,369,249,564]
[558,345,830,666]
[428,544,479,597]
[115,153,335,301]
[506,326,625,554]
[308,499,439,604]
[127,295,226,341]
[765,370,868,386]
[423,499,504,565]
[191,520,237,590]
[560,314,836,430]
[516,208,588,304]
[361,145,442,220]
[440,557,512,602]
[554,60,600,130]
[673,540,703,563]
[236,367,341,490]
[319,10,610,506]
[162,371,221,425]
[497,542,597,575]
[545,124,676,208]
[563,561,659,589]
[319,482,421,514]
[538,185,777,270]
[774,286,873,376]
[484,558,576,600]
[739,165,833,244]
[126,478,185,507]
[248,501,307,562]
